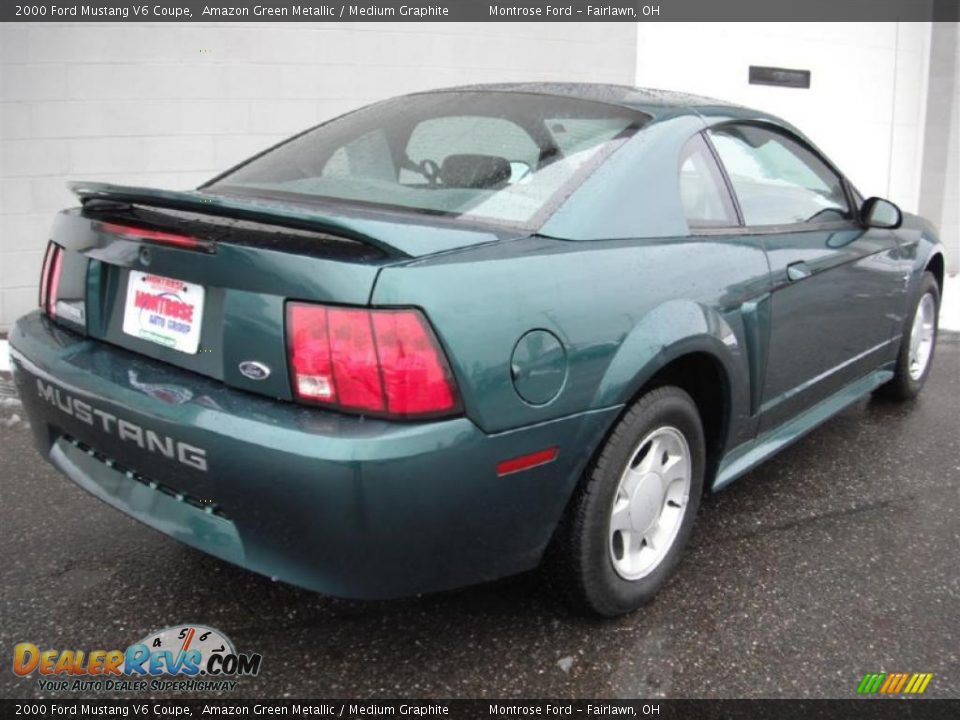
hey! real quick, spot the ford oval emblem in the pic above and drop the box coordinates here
[238,361,271,381]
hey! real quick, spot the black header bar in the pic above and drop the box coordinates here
[2,699,960,719]
[3,0,959,22]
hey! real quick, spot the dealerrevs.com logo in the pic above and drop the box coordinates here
[13,625,262,693]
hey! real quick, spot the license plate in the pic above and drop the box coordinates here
[122,271,205,354]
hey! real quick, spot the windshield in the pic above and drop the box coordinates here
[204,91,648,227]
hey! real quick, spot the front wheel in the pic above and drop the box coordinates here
[547,386,705,616]
[878,272,940,401]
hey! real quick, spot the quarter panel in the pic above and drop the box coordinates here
[372,234,770,437]
[592,300,756,450]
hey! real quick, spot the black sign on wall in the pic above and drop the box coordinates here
[749,66,812,89]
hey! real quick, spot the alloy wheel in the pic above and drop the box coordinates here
[608,426,692,580]
[908,292,937,380]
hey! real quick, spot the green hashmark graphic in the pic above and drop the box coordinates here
[857,673,886,694]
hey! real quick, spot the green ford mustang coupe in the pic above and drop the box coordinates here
[10,83,944,615]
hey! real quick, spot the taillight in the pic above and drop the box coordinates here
[38,242,64,317]
[97,221,214,253]
[38,243,54,309]
[286,302,461,419]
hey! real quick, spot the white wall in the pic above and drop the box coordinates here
[0,22,638,329]
[941,47,959,275]
[919,22,959,275]
[635,22,932,214]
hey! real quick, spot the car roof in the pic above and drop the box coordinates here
[429,82,753,121]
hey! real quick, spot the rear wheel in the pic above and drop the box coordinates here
[547,386,704,616]
[878,272,940,401]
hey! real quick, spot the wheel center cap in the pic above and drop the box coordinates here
[629,472,664,534]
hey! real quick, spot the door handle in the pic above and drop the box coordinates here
[786,261,812,282]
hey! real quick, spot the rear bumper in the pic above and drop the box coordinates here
[9,312,618,599]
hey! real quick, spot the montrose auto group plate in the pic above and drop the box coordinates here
[122,271,205,354]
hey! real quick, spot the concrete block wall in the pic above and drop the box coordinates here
[0,22,638,329]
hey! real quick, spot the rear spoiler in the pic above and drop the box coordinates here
[69,182,408,258]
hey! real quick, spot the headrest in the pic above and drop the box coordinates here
[439,154,511,189]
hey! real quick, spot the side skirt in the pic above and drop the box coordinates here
[712,367,894,492]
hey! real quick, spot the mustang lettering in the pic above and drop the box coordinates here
[36,380,208,471]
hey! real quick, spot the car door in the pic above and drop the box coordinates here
[706,123,904,433]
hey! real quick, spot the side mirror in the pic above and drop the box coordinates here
[861,197,902,229]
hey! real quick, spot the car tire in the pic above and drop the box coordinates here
[547,386,705,617]
[878,271,940,401]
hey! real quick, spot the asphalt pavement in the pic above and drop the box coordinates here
[1,335,958,699]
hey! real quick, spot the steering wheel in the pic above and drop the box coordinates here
[419,159,441,186]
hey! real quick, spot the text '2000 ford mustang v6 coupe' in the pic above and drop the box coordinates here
[10,84,944,616]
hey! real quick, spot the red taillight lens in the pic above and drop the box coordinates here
[288,304,336,403]
[38,243,63,317]
[287,302,461,419]
[38,243,54,310]
[98,222,213,252]
[371,311,458,416]
[328,308,386,412]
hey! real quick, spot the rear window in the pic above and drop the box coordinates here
[204,92,647,227]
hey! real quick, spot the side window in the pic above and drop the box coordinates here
[707,124,850,226]
[678,133,738,229]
